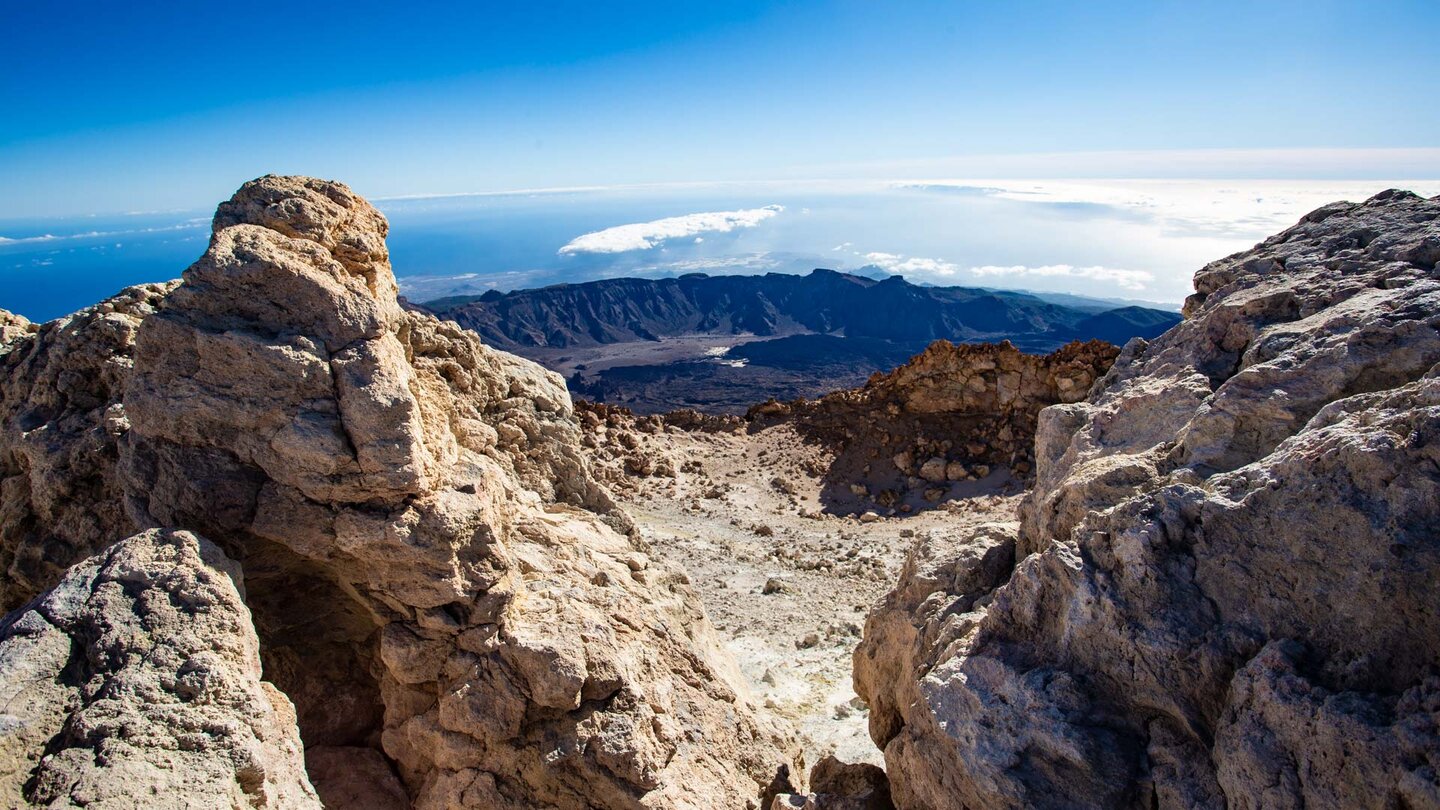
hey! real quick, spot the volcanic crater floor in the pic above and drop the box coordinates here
[609,422,1023,765]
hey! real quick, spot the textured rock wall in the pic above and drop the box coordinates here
[0,176,800,808]
[0,285,174,611]
[855,189,1440,808]
[117,176,798,808]
[0,529,318,809]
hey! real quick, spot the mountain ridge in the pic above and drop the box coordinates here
[418,268,1181,351]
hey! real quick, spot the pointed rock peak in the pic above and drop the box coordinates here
[213,175,397,301]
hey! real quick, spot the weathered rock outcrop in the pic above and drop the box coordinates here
[0,285,175,611]
[772,755,895,810]
[0,310,38,347]
[855,189,1440,808]
[0,528,318,808]
[0,176,799,808]
[751,340,1117,512]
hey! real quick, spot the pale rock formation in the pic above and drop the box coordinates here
[112,175,797,808]
[855,189,1440,808]
[0,310,38,346]
[0,528,318,809]
[0,284,175,611]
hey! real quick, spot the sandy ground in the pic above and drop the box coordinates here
[612,422,1023,766]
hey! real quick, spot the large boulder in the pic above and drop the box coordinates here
[855,189,1440,808]
[113,175,798,808]
[0,528,318,808]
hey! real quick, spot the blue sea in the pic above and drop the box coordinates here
[5,179,1430,323]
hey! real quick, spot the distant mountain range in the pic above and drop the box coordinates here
[415,269,1181,413]
[420,269,1181,351]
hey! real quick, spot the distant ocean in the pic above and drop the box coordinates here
[6,179,1435,323]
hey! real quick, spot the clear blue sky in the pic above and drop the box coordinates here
[3,0,1438,217]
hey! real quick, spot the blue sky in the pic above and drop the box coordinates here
[3,0,1438,218]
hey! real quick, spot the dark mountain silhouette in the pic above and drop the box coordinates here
[419,269,1180,350]
[1072,306,1186,345]
[415,270,1182,412]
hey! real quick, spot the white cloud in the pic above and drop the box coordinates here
[0,221,205,248]
[893,178,1440,239]
[863,251,959,276]
[968,263,1153,291]
[558,205,784,255]
[631,253,785,274]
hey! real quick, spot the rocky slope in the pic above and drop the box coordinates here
[0,176,800,809]
[0,286,174,611]
[576,339,1116,517]
[748,340,1117,514]
[854,189,1440,808]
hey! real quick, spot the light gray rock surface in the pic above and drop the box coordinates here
[0,528,318,809]
[855,189,1440,808]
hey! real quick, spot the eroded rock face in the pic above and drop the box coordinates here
[112,175,797,808]
[0,528,318,809]
[855,190,1440,808]
[0,285,174,611]
[750,340,1117,513]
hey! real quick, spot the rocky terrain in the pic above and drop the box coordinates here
[575,401,1021,761]
[0,176,801,809]
[854,189,1440,808]
[747,340,1117,513]
[417,270,1177,414]
[563,334,932,415]
[1,176,1436,810]
[569,336,1117,802]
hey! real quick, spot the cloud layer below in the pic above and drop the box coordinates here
[0,221,205,247]
[558,205,783,254]
[863,251,959,276]
[893,178,1440,239]
[968,263,1154,291]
